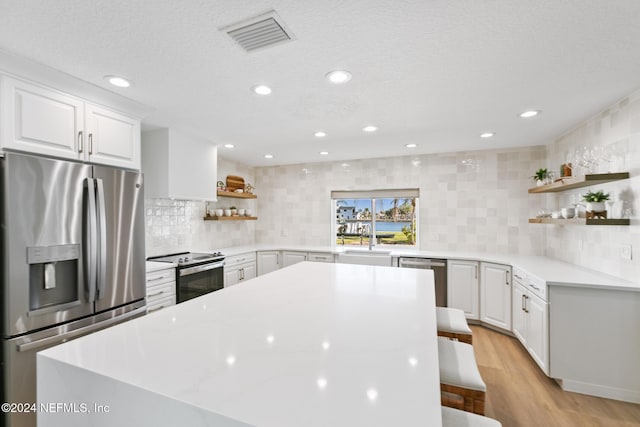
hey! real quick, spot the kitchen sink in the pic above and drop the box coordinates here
[338,249,392,266]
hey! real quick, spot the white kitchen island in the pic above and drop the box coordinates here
[37,262,442,426]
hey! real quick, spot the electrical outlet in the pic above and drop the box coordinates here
[621,244,632,260]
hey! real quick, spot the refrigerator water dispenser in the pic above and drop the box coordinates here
[27,244,81,314]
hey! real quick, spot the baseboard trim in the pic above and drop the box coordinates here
[556,379,640,404]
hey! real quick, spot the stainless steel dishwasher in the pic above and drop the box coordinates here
[398,258,447,307]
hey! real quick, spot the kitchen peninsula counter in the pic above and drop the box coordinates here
[38,262,442,426]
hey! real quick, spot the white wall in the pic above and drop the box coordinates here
[254,146,547,255]
[544,90,640,282]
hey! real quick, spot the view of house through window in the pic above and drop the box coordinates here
[332,189,419,247]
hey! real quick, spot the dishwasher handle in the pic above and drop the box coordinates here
[399,259,446,268]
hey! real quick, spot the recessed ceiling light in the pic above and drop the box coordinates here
[480,132,495,138]
[325,70,352,84]
[252,85,272,95]
[362,125,378,133]
[223,144,235,148]
[104,75,131,88]
[519,110,540,118]
[319,151,329,156]
[405,143,417,148]
[264,154,273,159]
[314,131,327,138]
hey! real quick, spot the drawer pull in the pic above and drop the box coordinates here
[147,275,170,282]
[148,290,165,297]
[147,305,167,313]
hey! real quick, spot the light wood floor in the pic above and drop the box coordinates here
[471,325,640,426]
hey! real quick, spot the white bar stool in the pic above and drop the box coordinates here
[438,338,486,415]
[436,307,473,344]
[442,407,502,426]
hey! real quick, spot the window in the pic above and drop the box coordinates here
[332,189,419,247]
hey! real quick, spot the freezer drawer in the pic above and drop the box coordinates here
[1,303,145,427]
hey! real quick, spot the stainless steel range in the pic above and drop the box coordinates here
[148,252,225,303]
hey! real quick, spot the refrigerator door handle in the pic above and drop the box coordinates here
[16,306,146,353]
[84,177,98,302]
[96,178,107,299]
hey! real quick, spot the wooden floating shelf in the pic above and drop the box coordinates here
[527,172,630,194]
[204,215,257,221]
[216,190,257,199]
[529,218,630,226]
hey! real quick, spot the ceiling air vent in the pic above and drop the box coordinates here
[223,11,295,52]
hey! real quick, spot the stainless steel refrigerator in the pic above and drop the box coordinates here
[0,152,146,427]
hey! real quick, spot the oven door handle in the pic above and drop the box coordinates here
[179,261,225,277]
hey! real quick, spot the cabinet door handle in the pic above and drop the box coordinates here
[522,294,526,311]
[505,270,510,286]
[474,265,478,279]
[78,131,84,153]
[241,268,245,280]
[88,133,93,154]
[524,295,529,313]
[276,253,279,265]
[148,290,165,298]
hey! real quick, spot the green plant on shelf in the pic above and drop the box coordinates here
[582,190,610,202]
[531,168,548,182]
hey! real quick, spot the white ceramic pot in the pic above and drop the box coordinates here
[586,202,605,212]
[230,209,237,216]
[561,207,575,219]
[245,209,253,217]
[215,209,223,217]
[238,209,245,216]
[224,209,232,217]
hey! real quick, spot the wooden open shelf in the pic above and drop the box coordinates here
[527,172,630,193]
[216,190,257,199]
[204,215,257,221]
[528,218,630,226]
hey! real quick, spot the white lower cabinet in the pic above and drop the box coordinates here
[224,253,257,287]
[257,251,280,276]
[480,262,512,330]
[146,268,176,313]
[447,260,479,319]
[282,251,307,268]
[513,269,548,374]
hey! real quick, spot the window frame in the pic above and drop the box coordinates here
[331,189,419,249]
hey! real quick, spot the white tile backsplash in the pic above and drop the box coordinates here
[544,89,640,282]
[255,146,547,255]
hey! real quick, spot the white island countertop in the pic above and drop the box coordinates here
[38,262,442,427]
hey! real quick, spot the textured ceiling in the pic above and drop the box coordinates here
[1,0,640,166]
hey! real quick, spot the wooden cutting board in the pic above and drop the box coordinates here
[226,175,245,191]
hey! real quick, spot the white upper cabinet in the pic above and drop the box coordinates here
[1,75,83,160]
[142,128,217,201]
[0,74,141,169]
[84,103,140,169]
